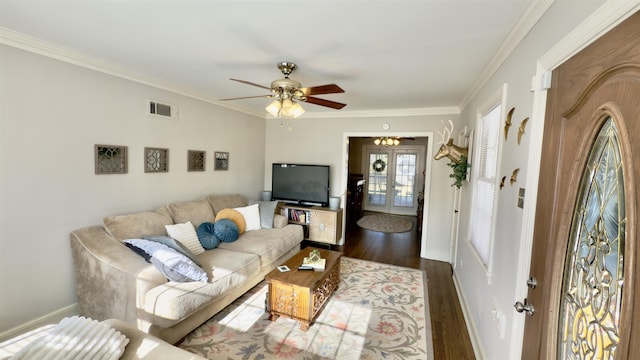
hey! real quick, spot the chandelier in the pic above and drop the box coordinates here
[374,137,400,146]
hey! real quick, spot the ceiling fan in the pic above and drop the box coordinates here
[220,61,346,118]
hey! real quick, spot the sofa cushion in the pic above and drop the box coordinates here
[142,235,202,266]
[142,249,260,327]
[217,225,303,267]
[249,200,279,229]
[167,198,214,228]
[124,239,207,283]
[165,222,206,255]
[206,194,247,215]
[103,207,173,241]
[233,204,261,231]
[214,208,246,234]
[196,222,220,250]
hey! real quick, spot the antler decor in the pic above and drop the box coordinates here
[434,120,470,188]
[434,120,468,164]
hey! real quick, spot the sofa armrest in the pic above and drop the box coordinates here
[273,214,288,228]
[70,226,166,326]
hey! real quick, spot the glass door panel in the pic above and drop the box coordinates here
[393,153,417,208]
[364,148,419,215]
[557,118,624,359]
[367,152,389,207]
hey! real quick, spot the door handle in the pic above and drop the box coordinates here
[514,299,534,316]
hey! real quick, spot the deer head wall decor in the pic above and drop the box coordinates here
[434,120,469,164]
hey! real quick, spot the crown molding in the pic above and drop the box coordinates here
[0,27,268,118]
[459,0,555,111]
[539,0,640,71]
[289,106,460,120]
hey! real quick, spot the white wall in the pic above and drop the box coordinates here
[264,114,460,259]
[0,45,266,333]
[453,1,608,359]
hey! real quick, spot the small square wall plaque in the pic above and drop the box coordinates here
[95,144,128,174]
[188,150,206,172]
[145,147,169,173]
[214,151,229,171]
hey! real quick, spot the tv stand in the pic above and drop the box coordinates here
[276,202,343,245]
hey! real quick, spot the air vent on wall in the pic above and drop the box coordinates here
[148,99,178,120]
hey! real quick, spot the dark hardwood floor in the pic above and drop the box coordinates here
[330,217,476,360]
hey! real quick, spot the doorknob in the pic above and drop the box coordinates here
[514,299,534,316]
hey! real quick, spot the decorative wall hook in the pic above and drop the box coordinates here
[500,176,506,189]
[517,117,529,145]
[504,107,515,141]
[510,168,520,185]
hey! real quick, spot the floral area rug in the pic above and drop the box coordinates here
[179,257,433,360]
[356,214,413,233]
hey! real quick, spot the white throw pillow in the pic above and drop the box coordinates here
[234,204,261,231]
[165,221,206,255]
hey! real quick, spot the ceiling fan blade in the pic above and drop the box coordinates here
[219,95,272,101]
[230,78,272,91]
[300,84,345,96]
[304,96,347,109]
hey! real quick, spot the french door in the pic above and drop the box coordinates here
[520,11,640,359]
[363,146,420,215]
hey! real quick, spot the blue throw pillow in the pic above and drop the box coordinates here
[196,222,220,250]
[213,219,239,242]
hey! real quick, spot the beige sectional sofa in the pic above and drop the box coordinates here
[70,194,303,344]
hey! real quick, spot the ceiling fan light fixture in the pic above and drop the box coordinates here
[266,98,305,119]
[265,100,281,117]
[286,101,305,118]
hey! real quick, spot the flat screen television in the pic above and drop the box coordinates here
[271,163,330,207]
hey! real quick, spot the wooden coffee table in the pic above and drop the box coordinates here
[265,247,342,331]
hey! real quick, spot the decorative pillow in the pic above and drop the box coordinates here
[123,239,207,282]
[233,204,261,231]
[123,242,151,262]
[213,219,239,242]
[196,222,220,250]
[214,208,246,234]
[165,221,206,255]
[142,235,202,266]
[249,200,278,229]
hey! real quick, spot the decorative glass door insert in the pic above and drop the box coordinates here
[557,118,624,359]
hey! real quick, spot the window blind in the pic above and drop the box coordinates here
[470,104,501,266]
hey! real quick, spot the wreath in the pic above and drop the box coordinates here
[372,159,386,172]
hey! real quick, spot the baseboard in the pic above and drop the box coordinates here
[420,249,450,262]
[452,271,486,360]
[0,303,79,342]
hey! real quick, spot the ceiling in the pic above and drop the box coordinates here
[0,1,537,118]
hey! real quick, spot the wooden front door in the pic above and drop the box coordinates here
[521,12,640,359]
